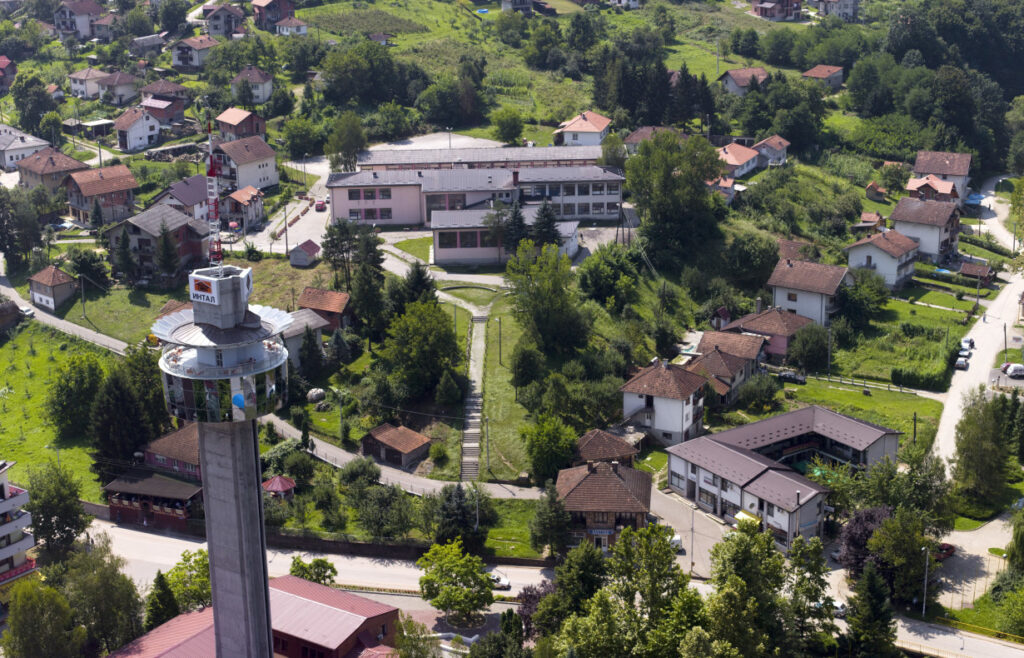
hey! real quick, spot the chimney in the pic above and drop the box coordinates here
[611,461,619,474]
[587,461,595,473]
[755,296,762,313]
[512,170,519,185]
[796,490,801,505]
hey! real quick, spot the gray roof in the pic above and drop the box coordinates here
[431,205,578,237]
[709,405,900,453]
[744,467,828,512]
[159,174,207,207]
[283,308,330,339]
[0,124,48,152]
[327,166,623,193]
[517,165,623,183]
[122,204,207,237]
[668,436,781,487]
[357,145,603,167]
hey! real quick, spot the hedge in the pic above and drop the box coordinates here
[890,347,958,391]
[960,233,1015,258]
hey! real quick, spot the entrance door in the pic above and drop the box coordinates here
[594,535,608,552]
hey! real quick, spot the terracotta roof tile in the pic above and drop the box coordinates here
[556,110,611,134]
[16,146,88,176]
[228,185,262,205]
[145,423,199,465]
[556,461,651,513]
[718,143,759,166]
[906,174,957,196]
[28,265,75,287]
[364,423,430,455]
[619,361,707,400]
[767,259,849,295]
[97,71,138,87]
[960,262,993,278]
[232,65,272,85]
[844,230,919,259]
[719,67,768,87]
[721,308,814,338]
[180,35,218,50]
[753,134,790,151]
[914,150,971,177]
[696,331,766,361]
[890,197,959,227]
[275,16,306,27]
[298,286,349,314]
[69,164,137,197]
[685,347,749,380]
[262,474,296,492]
[216,107,253,125]
[802,64,843,79]
[577,429,639,462]
[295,239,320,257]
[69,66,108,81]
[113,106,151,130]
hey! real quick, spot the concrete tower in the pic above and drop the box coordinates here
[151,265,290,658]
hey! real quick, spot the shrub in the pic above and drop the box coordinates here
[737,373,781,412]
[244,241,263,261]
[960,233,1014,258]
[429,441,447,464]
[788,324,829,371]
[435,370,462,406]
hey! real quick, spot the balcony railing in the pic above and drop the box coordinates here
[0,510,31,538]
[160,342,287,380]
[0,533,34,563]
[0,558,36,585]
[0,488,29,517]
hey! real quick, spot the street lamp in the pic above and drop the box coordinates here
[302,153,308,187]
[921,545,930,617]
[446,127,452,150]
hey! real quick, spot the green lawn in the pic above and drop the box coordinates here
[912,275,992,299]
[55,283,190,345]
[960,241,1008,264]
[954,517,987,531]
[635,446,668,476]
[440,286,500,308]
[225,256,338,313]
[486,499,541,559]
[457,123,555,147]
[900,284,977,312]
[394,237,431,263]
[0,323,116,502]
[482,296,530,482]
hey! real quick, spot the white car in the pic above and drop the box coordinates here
[1007,364,1024,379]
[489,573,511,590]
[18,306,33,318]
[961,337,975,350]
[670,534,683,551]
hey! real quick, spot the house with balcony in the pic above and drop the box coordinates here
[216,107,266,142]
[144,423,201,481]
[231,65,274,104]
[0,125,48,171]
[28,265,77,311]
[844,229,919,289]
[114,107,160,152]
[913,150,971,208]
[0,461,37,607]
[213,135,278,191]
[140,79,190,104]
[66,164,138,224]
[206,3,244,36]
[720,306,814,363]
[224,184,264,232]
[906,174,960,203]
[753,134,790,166]
[767,258,851,326]
[91,12,117,42]
[750,0,801,21]
[151,174,209,222]
[130,34,166,57]
[53,0,103,40]
[173,35,218,70]
[718,142,760,177]
[69,66,107,99]
[718,67,769,96]
[97,72,139,106]
[816,0,859,21]
[17,146,88,192]
[889,197,960,263]
[252,0,295,30]
[620,359,707,445]
[556,460,651,552]
[684,346,754,409]
[105,205,210,278]
[554,111,611,146]
[696,330,768,365]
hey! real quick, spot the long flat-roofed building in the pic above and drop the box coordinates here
[431,205,579,266]
[357,145,603,171]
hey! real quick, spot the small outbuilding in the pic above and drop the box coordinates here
[960,261,995,286]
[289,239,321,267]
[28,265,77,311]
[262,475,296,500]
[361,423,431,468]
[297,286,351,331]
[282,308,330,367]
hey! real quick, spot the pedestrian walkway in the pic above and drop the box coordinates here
[460,316,488,481]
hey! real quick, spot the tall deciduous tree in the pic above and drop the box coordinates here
[394,612,442,657]
[123,346,171,438]
[165,549,211,611]
[951,385,1010,506]
[417,539,494,624]
[289,556,338,585]
[782,535,838,656]
[529,480,571,556]
[866,507,936,605]
[380,300,460,400]
[11,72,55,134]
[844,561,899,657]
[24,460,91,559]
[326,111,367,172]
[521,415,577,484]
[0,579,86,657]
[490,106,524,145]
[90,369,155,480]
[506,241,590,354]
[144,571,180,631]
[598,132,627,171]
[321,219,357,290]
[45,353,105,440]
[1007,509,1024,574]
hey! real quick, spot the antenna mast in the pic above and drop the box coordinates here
[206,121,223,274]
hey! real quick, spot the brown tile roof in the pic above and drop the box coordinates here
[93,12,117,26]
[141,79,188,96]
[217,135,275,165]
[556,110,611,134]
[69,66,108,81]
[685,347,748,380]
[844,230,919,259]
[97,71,138,87]
[556,461,651,514]
[721,308,814,338]
[208,3,244,17]
[28,265,75,287]
[890,197,959,227]
[275,16,306,27]
[696,331,766,361]
[365,423,430,455]
[619,361,707,401]
[906,174,957,196]
[865,181,887,195]
[16,146,88,176]
[144,423,199,465]
[232,65,272,85]
[180,35,218,50]
[777,238,816,261]
[767,259,849,295]
[753,134,790,151]
[228,185,262,205]
[710,405,899,452]
[960,262,994,278]
[262,474,295,492]
[69,165,137,197]
[802,64,843,79]
[577,429,639,462]
[719,67,768,87]
[62,0,103,15]
[298,286,349,315]
[854,211,883,228]
[295,239,320,257]
[113,106,151,130]
[216,107,253,126]
[914,150,971,177]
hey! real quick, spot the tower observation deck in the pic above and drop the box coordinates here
[151,265,291,657]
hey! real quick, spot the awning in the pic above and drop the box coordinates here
[735,510,761,526]
[104,470,202,501]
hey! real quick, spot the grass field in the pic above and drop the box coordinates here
[900,284,977,312]
[394,237,431,263]
[482,296,530,482]
[0,323,115,502]
[486,499,541,558]
[224,256,337,313]
[440,286,500,308]
[635,446,668,476]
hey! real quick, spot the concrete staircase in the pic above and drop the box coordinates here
[459,316,488,481]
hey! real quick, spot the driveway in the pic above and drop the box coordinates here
[650,489,730,579]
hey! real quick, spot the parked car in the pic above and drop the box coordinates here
[833,603,847,619]
[489,573,511,590]
[829,549,841,563]
[315,199,326,212]
[1007,364,1024,379]
[670,534,684,552]
[955,358,969,370]
[961,337,976,350]
[778,371,807,385]
[18,306,33,318]
[936,543,955,561]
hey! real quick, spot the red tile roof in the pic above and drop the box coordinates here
[298,286,349,314]
[69,164,137,197]
[777,238,816,261]
[262,474,296,492]
[28,265,75,287]
[62,0,103,15]
[140,79,188,96]
[556,110,611,134]
[556,461,651,514]
[913,150,971,177]
[576,429,639,462]
[753,134,790,151]
[216,107,253,126]
[960,262,994,278]
[145,424,199,465]
[767,259,849,295]
[890,197,959,227]
[844,230,919,259]
[906,174,957,196]
[365,423,430,454]
[721,307,814,338]
[718,142,759,167]
[113,106,151,130]
[275,16,306,27]
[97,71,138,87]
[180,35,218,50]
[229,185,262,205]
[295,239,320,257]
[16,146,88,176]
[719,67,768,87]
[619,361,707,401]
[696,331,766,361]
[802,64,843,79]
[108,607,215,657]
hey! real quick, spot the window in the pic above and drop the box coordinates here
[215,350,223,366]
[670,471,685,489]
[480,230,496,247]
[348,189,360,201]
[379,208,392,220]
[438,231,457,249]
[592,183,604,195]
[562,183,575,196]
[562,204,575,216]
[690,463,697,474]
[607,183,620,193]
[766,503,775,516]
[380,624,387,637]
[577,203,589,215]
[572,132,578,141]
[787,292,798,302]
[459,231,478,248]
[349,210,360,220]
[606,202,619,213]
[866,254,873,266]
[721,480,731,492]
[592,203,604,214]
[185,463,196,472]
[379,188,391,200]
[155,455,167,464]
[577,183,590,196]
[661,432,671,441]
[698,489,716,506]
[363,208,377,220]
[364,189,376,200]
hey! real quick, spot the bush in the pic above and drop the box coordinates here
[961,233,1015,258]
[244,241,263,261]
[890,348,956,391]
[429,441,447,464]
[737,373,781,411]
[435,370,462,406]
[788,324,829,371]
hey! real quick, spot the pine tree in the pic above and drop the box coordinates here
[351,262,385,338]
[90,369,155,481]
[155,221,179,279]
[844,561,899,657]
[144,571,180,631]
[90,198,103,229]
[298,326,324,380]
[505,202,529,254]
[328,327,350,365]
[531,200,561,247]
[529,480,571,555]
[404,261,435,302]
[435,369,461,406]
[114,228,135,281]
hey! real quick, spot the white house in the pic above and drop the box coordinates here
[275,16,307,36]
[0,125,49,171]
[225,185,265,232]
[717,67,769,96]
[214,136,279,191]
[96,72,139,106]
[817,0,859,21]
[766,259,852,326]
[114,107,160,152]
[753,134,790,166]
[718,143,760,177]
[231,66,274,105]
[889,197,960,263]
[69,67,107,100]
[844,230,919,289]
[151,174,209,222]
[913,150,971,207]
[802,65,844,91]
[554,111,611,146]
[619,360,707,445]
[53,0,102,40]
[173,35,218,69]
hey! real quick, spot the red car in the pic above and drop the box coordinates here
[315,199,326,212]
[935,543,955,561]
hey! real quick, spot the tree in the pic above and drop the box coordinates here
[380,300,460,400]
[289,556,338,585]
[39,110,63,146]
[356,484,414,540]
[522,416,577,484]
[90,198,103,230]
[867,507,936,605]
[598,133,627,171]
[338,456,381,502]
[284,451,315,489]
[10,72,55,134]
[45,353,104,440]
[0,579,86,658]
[158,0,189,32]
[952,386,1011,506]
[298,326,325,380]
[678,627,741,658]
[782,536,837,656]
[490,106,524,145]
[394,612,442,658]
[119,7,154,37]
[838,506,892,575]
[234,78,254,109]
[155,221,179,278]
[417,539,494,624]
[68,245,108,285]
[23,461,91,559]
[435,369,461,406]
[788,323,829,371]
[844,561,899,657]
[114,228,135,280]
[1008,509,1024,574]
[530,480,570,556]
[283,117,322,160]
[556,589,629,657]
[837,268,889,327]
[531,200,561,247]
[165,549,211,611]
[144,571,180,632]
[470,609,530,658]
[509,336,544,392]
[879,163,909,195]
[404,261,435,302]
[506,241,590,354]
[90,369,155,481]
[123,346,170,438]
[326,111,367,172]
[425,483,496,554]
[321,219,357,290]
[351,262,385,338]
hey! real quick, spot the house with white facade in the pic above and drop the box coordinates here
[114,107,160,152]
[275,16,307,36]
[69,67,107,99]
[718,143,760,177]
[816,0,859,21]
[554,111,611,146]
[206,4,245,37]
[889,197,960,263]
[173,35,218,69]
[913,150,971,207]
[753,135,790,166]
[0,125,48,171]
[844,230,919,289]
[619,360,707,445]
[767,259,851,326]
[684,347,753,409]
[53,0,102,40]
[224,185,264,232]
[718,67,769,96]
[214,136,278,191]
[97,72,139,106]
[231,65,273,104]
[151,174,209,222]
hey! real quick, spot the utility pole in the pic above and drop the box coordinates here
[485,416,490,472]
[913,412,917,443]
[827,325,832,377]
[689,505,695,576]
[922,546,930,617]
[498,317,502,366]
